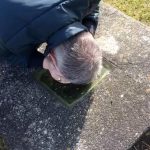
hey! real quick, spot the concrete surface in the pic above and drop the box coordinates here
[0,2,150,150]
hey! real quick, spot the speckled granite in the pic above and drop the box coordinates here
[0,3,150,150]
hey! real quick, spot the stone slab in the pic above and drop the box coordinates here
[0,2,150,150]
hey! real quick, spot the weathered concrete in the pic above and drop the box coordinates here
[0,2,150,150]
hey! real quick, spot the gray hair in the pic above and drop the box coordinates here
[54,32,102,84]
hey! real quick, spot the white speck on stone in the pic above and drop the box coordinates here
[76,139,88,150]
[43,129,48,135]
[39,121,43,124]
[120,94,124,98]
[142,36,150,42]
[96,35,120,55]
[77,127,82,132]
[88,109,93,113]
[135,133,139,137]
[41,141,44,144]
[101,127,105,131]
[100,128,105,135]
[37,128,42,132]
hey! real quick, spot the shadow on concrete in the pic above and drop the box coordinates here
[0,58,94,150]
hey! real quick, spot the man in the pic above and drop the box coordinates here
[0,0,102,84]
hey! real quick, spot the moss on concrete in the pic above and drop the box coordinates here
[0,137,8,150]
[33,60,111,107]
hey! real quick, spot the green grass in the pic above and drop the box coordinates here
[104,0,150,25]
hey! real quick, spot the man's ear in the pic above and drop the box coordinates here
[43,56,61,79]
[43,56,50,70]
[43,54,71,84]
[48,53,63,76]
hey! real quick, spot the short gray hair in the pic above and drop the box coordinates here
[54,32,102,84]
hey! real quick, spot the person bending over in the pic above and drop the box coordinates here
[0,0,102,84]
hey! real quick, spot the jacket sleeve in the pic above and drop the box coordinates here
[82,5,100,36]
[6,45,44,68]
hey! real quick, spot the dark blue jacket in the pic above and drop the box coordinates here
[0,0,101,67]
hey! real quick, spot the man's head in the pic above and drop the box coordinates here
[43,32,102,84]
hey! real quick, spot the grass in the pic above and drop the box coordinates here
[104,0,150,25]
